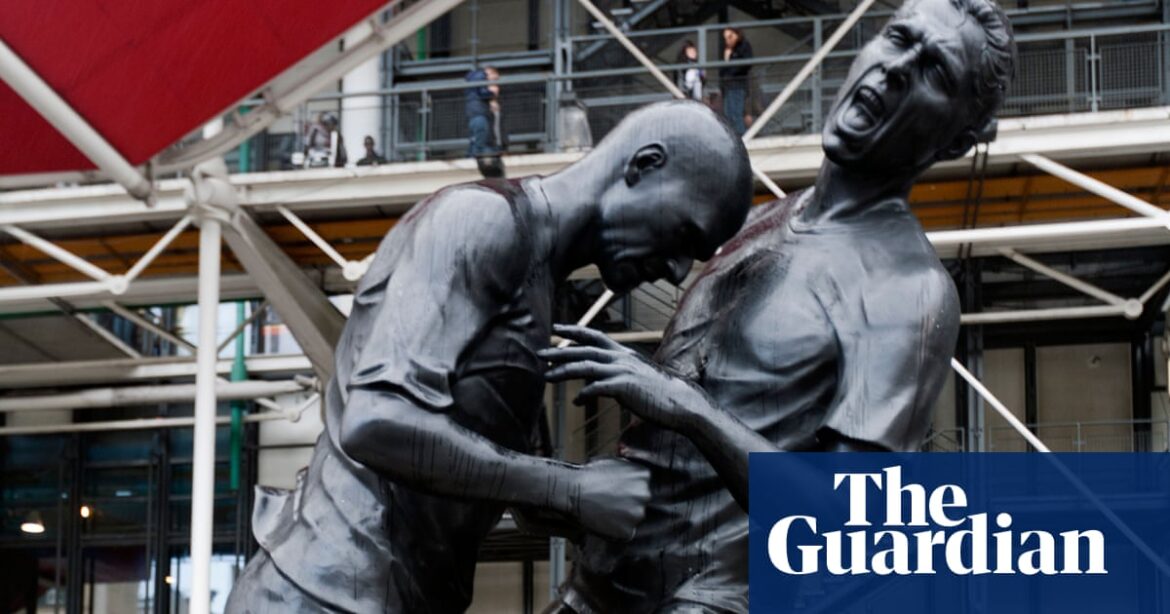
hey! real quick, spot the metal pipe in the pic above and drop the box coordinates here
[743,0,878,141]
[925,216,1165,248]
[276,205,349,269]
[124,215,193,283]
[959,304,1126,324]
[0,39,153,201]
[1139,267,1170,305]
[0,281,110,302]
[1,224,112,282]
[216,302,270,353]
[0,379,308,412]
[1020,153,1170,224]
[72,313,142,359]
[950,356,1170,577]
[156,0,465,172]
[998,247,1126,306]
[103,301,197,353]
[555,289,616,348]
[573,0,684,98]
[189,218,222,614]
[950,358,1049,452]
[0,411,284,437]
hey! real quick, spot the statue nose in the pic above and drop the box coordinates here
[885,43,922,87]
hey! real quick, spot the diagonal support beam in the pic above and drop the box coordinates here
[103,300,197,353]
[1,224,112,283]
[573,0,788,199]
[1020,153,1170,225]
[219,208,345,380]
[0,39,153,202]
[156,0,466,171]
[73,313,143,359]
[998,247,1128,306]
[743,0,879,141]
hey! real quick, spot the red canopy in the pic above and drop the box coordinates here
[0,0,387,175]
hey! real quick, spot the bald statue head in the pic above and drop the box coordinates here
[574,100,753,292]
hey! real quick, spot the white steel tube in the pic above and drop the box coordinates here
[0,281,109,303]
[1020,153,1170,224]
[277,206,349,269]
[216,302,269,353]
[575,0,684,97]
[950,356,1170,577]
[556,289,616,348]
[1139,267,1170,305]
[189,219,222,614]
[103,301,197,352]
[960,304,1126,324]
[124,215,193,283]
[950,358,1048,452]
[0,411,284,437]
[1,225,112,282]
[0,379,307,412]
[0,39,153,201]
[742,0,878,141]
[72,314,141,359]
[926,216,1165,248]
[998,248,1126,306]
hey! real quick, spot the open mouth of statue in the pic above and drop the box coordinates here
[842,85,886,134]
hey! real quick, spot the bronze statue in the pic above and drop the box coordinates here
[541,0,1016,611]
[225,100,754,613]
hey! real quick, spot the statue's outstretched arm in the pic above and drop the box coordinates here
[542,324,881,513]
[339,386,649,541]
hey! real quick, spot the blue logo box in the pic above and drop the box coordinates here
[748,453,1170,613]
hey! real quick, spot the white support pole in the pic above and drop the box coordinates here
[189,218,222,614]
[1020,153,1170,225]
[276,206,350,269]
[0,411,284,437]
[959,304,1128,325]
[574,0,786,200]
[950,358,1047,451]
[0,379,307,412]
[123,215,193,283]
[102,301,198,353]
[1139,267,1170,305]
[0,281,110,303]
[216,302,270,354]
[998,248,1128,306]
[742,0,878,141]
[574,0,684,98]
[72,314,142,359]
[950,356,1170,577]
[0,39,153,202]
[1,225,112,283]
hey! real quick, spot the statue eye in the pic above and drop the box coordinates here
[927,63,954,92]
[885,27,908,46]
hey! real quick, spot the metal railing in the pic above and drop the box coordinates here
[273,15,1170,166]
[987,418,1170,452]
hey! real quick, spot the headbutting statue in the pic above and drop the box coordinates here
[541,0,1016,611]
[225,100,755,613]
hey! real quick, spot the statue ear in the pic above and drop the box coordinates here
[937,128,978,162]
[624,143,668,187]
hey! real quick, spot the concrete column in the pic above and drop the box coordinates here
[342,22,384,164]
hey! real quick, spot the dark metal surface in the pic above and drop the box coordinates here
[227,100,754,613]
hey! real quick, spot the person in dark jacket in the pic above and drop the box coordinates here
[465,65,501,157]
[718,28,753,136]
[356,135,387,166]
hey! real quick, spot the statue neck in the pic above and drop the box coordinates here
[800,160,916,224]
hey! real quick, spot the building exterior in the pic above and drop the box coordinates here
[1,0,1170,611]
